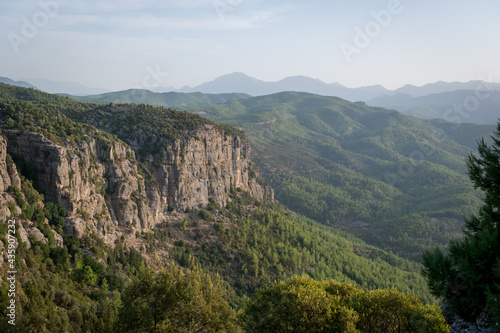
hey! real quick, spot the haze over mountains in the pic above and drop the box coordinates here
[176,72,500,103]
[369,90,500,125]
[3,73,500,124]
[20,78,110,96]
[0,76,36,89]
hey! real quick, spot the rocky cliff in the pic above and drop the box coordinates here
[0,124,273,247]
[0,135,21,222]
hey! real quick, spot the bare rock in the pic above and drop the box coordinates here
[52,229,64,248]
[64,217,86,238]
[26,226,48,244]
[1,125,273,248]
[442,304,495,333]
[17,221,31,249]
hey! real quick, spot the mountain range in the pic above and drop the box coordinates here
[176,72,390,101]
[175,72,500,100]
[21,78,110,95]
[185,92,495,259]
[368,89,500,125]
[0,76,36,89]
[2,73,499,125]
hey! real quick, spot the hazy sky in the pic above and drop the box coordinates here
[1,0,499,91]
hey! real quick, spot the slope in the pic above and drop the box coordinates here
[74,88,251,108]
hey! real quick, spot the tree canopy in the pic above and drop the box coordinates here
[242,275,449,333]
[422,121,500,326]
[117,262,241,332]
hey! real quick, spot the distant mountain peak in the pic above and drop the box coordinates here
[20,78,109,96]
[0,76,37,89]
[215,72,260,82]
[184,73,390,100]
[277,75,326,83]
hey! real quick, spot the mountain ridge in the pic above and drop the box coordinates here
[21,78,110,95]
[4,73,500,124]
[186,91,495,259]
[178,72,500,101]
[0,76,37,89]
[69,73,500,124]
[369,89,500,124]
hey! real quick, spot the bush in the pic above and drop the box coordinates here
[199,209,211,220]
[243,275,449,333]
[22,204,35,220]
[44,202,66,229]
[117,263,241,332]
[350,288,449,333]
[7,201,16,217]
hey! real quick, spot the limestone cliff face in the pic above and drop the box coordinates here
[0,135,21,222]
[143,124,272,212]
[1,126,272,245]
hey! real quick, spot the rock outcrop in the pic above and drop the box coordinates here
[443,306,495,333]
[1,125,272,246]
[0,135,21,222]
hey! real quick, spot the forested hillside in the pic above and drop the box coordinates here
[187,92,495,259]
[73,89,251,108]
[0,83,447,331]
[368,89,500,125]
[63,87,496,259]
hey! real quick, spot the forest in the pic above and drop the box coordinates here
[186,92,495,259]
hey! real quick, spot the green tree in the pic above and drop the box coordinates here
[81,265,98,286]
[242,275,359,333]
[422,121,500,324]
[117,262,241,332]
[349,288,448,333]
[243,275,448,333]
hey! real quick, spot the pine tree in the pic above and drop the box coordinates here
[422,121,500,324]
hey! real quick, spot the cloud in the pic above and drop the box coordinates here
[48,4,284,36]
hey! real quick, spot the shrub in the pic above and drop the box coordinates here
[243,275,449,333]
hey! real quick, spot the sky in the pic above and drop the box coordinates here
[1,0,499,91]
